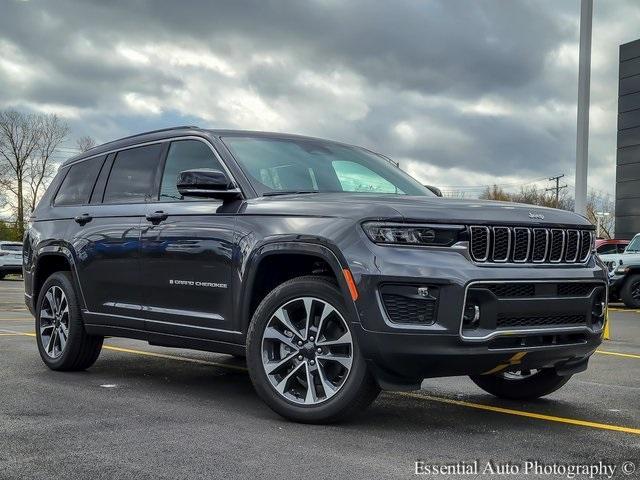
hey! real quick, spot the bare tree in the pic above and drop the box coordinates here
[585,191,615,239]
[26,115,69,213]
[76,135,96,152]
[0,110,41,236]
[480,184,573,210]
[0,110,69,236]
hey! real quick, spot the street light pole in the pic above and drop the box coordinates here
[575,0,593,216]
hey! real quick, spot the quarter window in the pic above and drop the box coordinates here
[54,156,105,206]
[103,144,163,203]
[159,140,225,201]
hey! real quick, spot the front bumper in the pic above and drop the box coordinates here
[346,243,607,388]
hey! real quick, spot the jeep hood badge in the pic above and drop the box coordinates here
[528,212,545,220]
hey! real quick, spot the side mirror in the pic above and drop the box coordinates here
[425,185,443,197]
[177,169,241,200]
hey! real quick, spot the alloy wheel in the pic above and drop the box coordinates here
[39,286,70,359]
[261,297,353,405]
[632,280,640,301]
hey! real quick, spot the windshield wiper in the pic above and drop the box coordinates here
[262,190,319,197]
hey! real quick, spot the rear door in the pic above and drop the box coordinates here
[70,144,164,330]
[138,138,241,339]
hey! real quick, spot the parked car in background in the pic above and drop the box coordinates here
[599,233,640,274]
[595,238,629,256]
[0,241,23,279]
[608,262,640,308]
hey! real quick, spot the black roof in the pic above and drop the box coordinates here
[61,126,359,167]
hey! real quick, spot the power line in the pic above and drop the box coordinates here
[545,174,567,208]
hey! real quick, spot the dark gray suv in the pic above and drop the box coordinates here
[24,126,608,423]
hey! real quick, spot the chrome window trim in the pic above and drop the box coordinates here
[458,279,608,342]
[60,135,244,199]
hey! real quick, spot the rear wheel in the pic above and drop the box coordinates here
[620,274,640,309]
[470,368,572,400]
[246,276,379,423]
[36,271,103,371]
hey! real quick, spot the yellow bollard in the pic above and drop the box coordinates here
[603,305,611,340]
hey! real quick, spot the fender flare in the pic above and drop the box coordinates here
[32,244,88,310]
[238,240,361,334]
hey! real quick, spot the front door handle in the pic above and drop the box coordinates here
[74,213,93,225]
[146,211,169,224]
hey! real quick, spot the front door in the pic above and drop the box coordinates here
[138,139,240,339]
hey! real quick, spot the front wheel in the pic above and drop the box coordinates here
[470,368,572,400]
[246,276,380,423]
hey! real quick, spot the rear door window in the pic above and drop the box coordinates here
[103,144,163,204]
[54,156,106,206]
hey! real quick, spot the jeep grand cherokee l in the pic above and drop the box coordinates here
[24,126,608,423]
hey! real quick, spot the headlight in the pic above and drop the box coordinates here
[616,266,629,275]
[362,222,464,246]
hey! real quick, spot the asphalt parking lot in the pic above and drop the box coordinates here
[0,277,638,479]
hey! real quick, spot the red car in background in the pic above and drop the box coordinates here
[595,239,629,255]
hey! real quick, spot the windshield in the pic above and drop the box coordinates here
[625,236,640,253]
[0,244,22,252]
[221,136,433,197]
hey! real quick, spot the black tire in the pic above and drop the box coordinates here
[470,369,572,400]
[246,275,380,423]
[35,271,103,371]
[620,274,640,309]
[0,273,5,280]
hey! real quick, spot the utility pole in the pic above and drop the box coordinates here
[575,0,593,216]
[546,174,567,208]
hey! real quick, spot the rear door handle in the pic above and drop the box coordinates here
[74,213,92,225]
[146,211,169,224]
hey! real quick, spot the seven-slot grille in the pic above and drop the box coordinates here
[469,226,593,264]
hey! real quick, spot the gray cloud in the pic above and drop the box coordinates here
[0,0,634,197]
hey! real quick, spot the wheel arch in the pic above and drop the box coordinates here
[32,246,86,310]
[239,241,361,335]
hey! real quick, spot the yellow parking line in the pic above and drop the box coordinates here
[395,392,640,435]
[3,330,640,435]
[0,333,22,336]
[596,350,640,360]
[608,307,640,313]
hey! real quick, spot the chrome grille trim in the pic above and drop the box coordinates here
[492,227,511,263]
[549,229,565,263]
[579,230,594,262]
[469,226,490,262]
[564,229,580,263]
[469,226,594,265]
[512,227,531,263]
[532,228,549,263]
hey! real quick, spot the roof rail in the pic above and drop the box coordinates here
[105,125,200,145]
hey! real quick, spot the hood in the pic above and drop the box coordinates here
[243,193,592,227]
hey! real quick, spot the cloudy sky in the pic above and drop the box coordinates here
[1,0,638,200]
